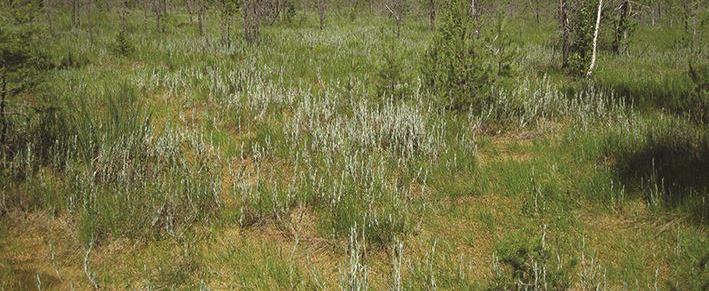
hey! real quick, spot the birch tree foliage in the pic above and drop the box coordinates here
[566,0,597,77]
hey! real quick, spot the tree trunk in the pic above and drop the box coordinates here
[243,0,261,43]
[186,0,194,23]
[220,0,226,44]
[534,0,540,23]
[587,0,603,78]
[682,0,690,34]
[0,73,7,147]
[220,0,231,47]
[198,1,205,36]
[470,0,475,19]
[72,0,79,29]
[143,0,148,29]
[385,2,402,37]
[558,0,569,67]
[243,0,251,41]
[395,17,401,37]
[156,5,162,32]
[154,0,164,32]
[318,0,326,30]
[120,0,128,30]
[428,0,435,31]
[650,4,656,26]
[612,0,629,54]
[87,0,96,38]
[45,0,56,35]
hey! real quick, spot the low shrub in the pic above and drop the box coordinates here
[491,233,576,290]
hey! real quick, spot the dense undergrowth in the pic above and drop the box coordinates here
[1,1,707,289]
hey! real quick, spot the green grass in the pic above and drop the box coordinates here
[1,3,707,289]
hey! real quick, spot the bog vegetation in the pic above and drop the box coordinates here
[0,0,707,289]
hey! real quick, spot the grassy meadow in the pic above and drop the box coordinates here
[0,1,707,289]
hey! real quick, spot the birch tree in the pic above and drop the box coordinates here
[563,0,597,76]
[586,0,603,77]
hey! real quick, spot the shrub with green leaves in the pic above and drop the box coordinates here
[491,234,575,290]
[565,0,596,76]
[283,0,297,24]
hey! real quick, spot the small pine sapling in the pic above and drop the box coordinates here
[422,0,492,111]
[376,37,411,101]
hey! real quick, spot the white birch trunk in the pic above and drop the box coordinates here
[587,0,603,78]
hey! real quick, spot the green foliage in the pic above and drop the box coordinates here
[283,0,297,24]
[423,1,518,111]
[375,36,411,101]
[687,62,708,123]
[566,0,596,76]
[422,0,492,111]
[58,50,88,69]
[2,82,223,243]
[404,240,481,289]
[491,234,576,290]
[0,0,51,150]
[112,29,134,56]
[0,3,707,288]
[593,40,706,122]
[487,14,519,86]
[0,0,50,89]
[609,0,636,54]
